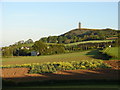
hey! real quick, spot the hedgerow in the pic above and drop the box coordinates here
[1,60,111,74]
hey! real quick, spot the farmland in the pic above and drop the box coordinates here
[2,46,119,66]
[2,50,97,65]
[1,31,119,88]
[1,2,120,88]
[2,44,120,88]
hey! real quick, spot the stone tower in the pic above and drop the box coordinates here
[78,22,81,30]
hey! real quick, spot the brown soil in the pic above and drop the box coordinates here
[104,60,120,69]
[1,60,120,82]
[1,68,29,78]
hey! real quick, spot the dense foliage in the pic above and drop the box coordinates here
[32,41,65,55]
[32,41,47,55]
[39,29,118,44]
[2,40,116,56]
[65,41,116,52]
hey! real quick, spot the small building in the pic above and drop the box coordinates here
[21,46,30,50]
[109,45,112,47]
[25,47,30,50]
[31,51,37,56]
[21,47,24,49]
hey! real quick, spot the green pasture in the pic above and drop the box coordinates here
[102,47,119,58]
[2,50,99,65]
[11,43,34,48]
[44,40,114,46]
[64,40,114,46]
[2,47,119,66]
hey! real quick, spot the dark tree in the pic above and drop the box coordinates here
[32,41,47,55]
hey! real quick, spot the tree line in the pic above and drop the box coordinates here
[65,41,116,52]
[2,39,118,57]
[39,29,118,44]
[2,41,65,57]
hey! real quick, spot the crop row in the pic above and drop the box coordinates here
[1,60,111,74]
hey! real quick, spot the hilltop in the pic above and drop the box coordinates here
[48,28,118,43]
[61,28,118,37]
[53,28,118,43]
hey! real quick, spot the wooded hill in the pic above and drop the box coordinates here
[2,28,119,57]
[40,28,118,44]
[61,28,117,37]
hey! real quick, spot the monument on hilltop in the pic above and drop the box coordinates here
[78,22,81,30]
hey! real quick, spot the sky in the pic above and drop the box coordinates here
[0,2,118,47]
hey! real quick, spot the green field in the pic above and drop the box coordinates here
[2,46,119,66]
[2,50,99,65]
[64,40,114,46]
[102,47,119,58]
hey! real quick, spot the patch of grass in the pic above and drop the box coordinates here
[46,40,114,46]
[86,49,112,60]
[102,47,119,58]
[64,40,114,46]
[2,50,99,65]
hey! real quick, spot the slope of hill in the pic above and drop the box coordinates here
[56,28,118,43]
[61,28,118,37]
